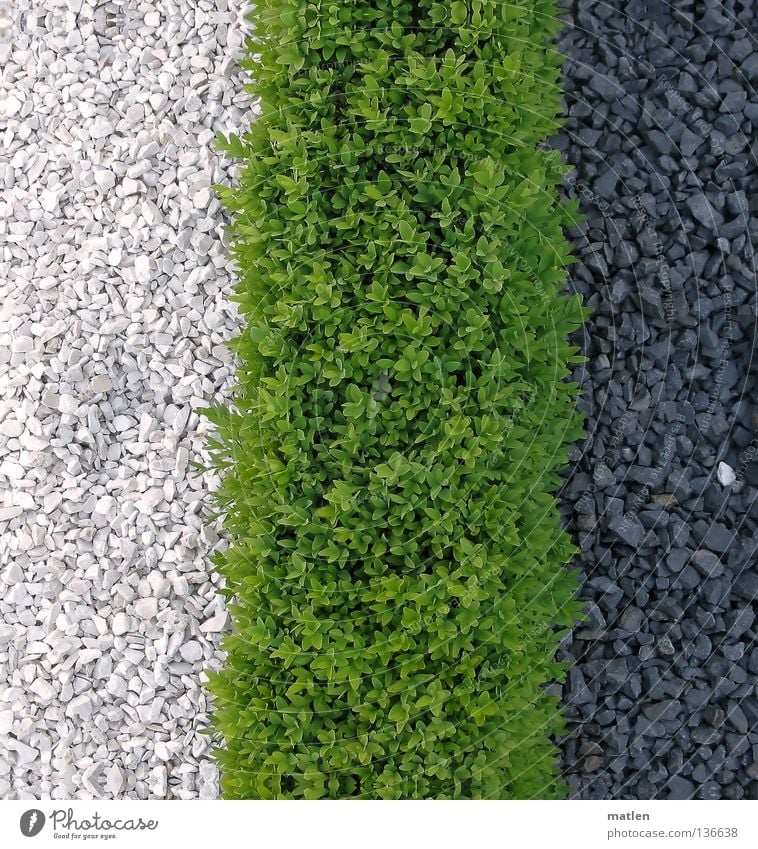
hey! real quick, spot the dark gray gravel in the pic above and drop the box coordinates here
[556,0,758,800]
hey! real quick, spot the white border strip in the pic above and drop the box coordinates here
[2,799,756,848]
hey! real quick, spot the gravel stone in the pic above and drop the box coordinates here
[112,613,130,636]
[134,598,158,620]
[733,573,758,602]
[180,641,204,663]
[619,606,644,632]
[699,523,736,553]
[609,515,645,547]
[686,195,724,230]
[717,462,736,486]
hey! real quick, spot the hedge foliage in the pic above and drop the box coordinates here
[207,0,587,799]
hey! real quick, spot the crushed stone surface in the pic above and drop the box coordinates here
[0,0,253,799]
[557,0,758,800]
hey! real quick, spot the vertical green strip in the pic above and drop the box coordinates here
[207,0,587,798]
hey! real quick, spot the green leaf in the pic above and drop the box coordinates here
[451,2,467,26]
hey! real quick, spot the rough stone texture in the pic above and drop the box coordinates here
[557,0,758,800]
[0,1,253,799]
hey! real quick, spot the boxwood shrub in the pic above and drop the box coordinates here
[207,0,587,799]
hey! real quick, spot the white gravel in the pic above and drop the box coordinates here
[0,0,253,799]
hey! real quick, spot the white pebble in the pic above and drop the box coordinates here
[66,694,94,719]
[57,394,78,415]
[134,598,158,620]
[0,507,23,522]
[94,169,116,192]
[180,641,203,663]
[0,419,24,437]
[112,613,130,635]
[106,675,127,698]
[0,710,14,733]
[91,375,112,394]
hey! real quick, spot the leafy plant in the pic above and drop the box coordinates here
[206,0,587,799]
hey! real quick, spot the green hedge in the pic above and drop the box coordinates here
[207,0,587,799]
